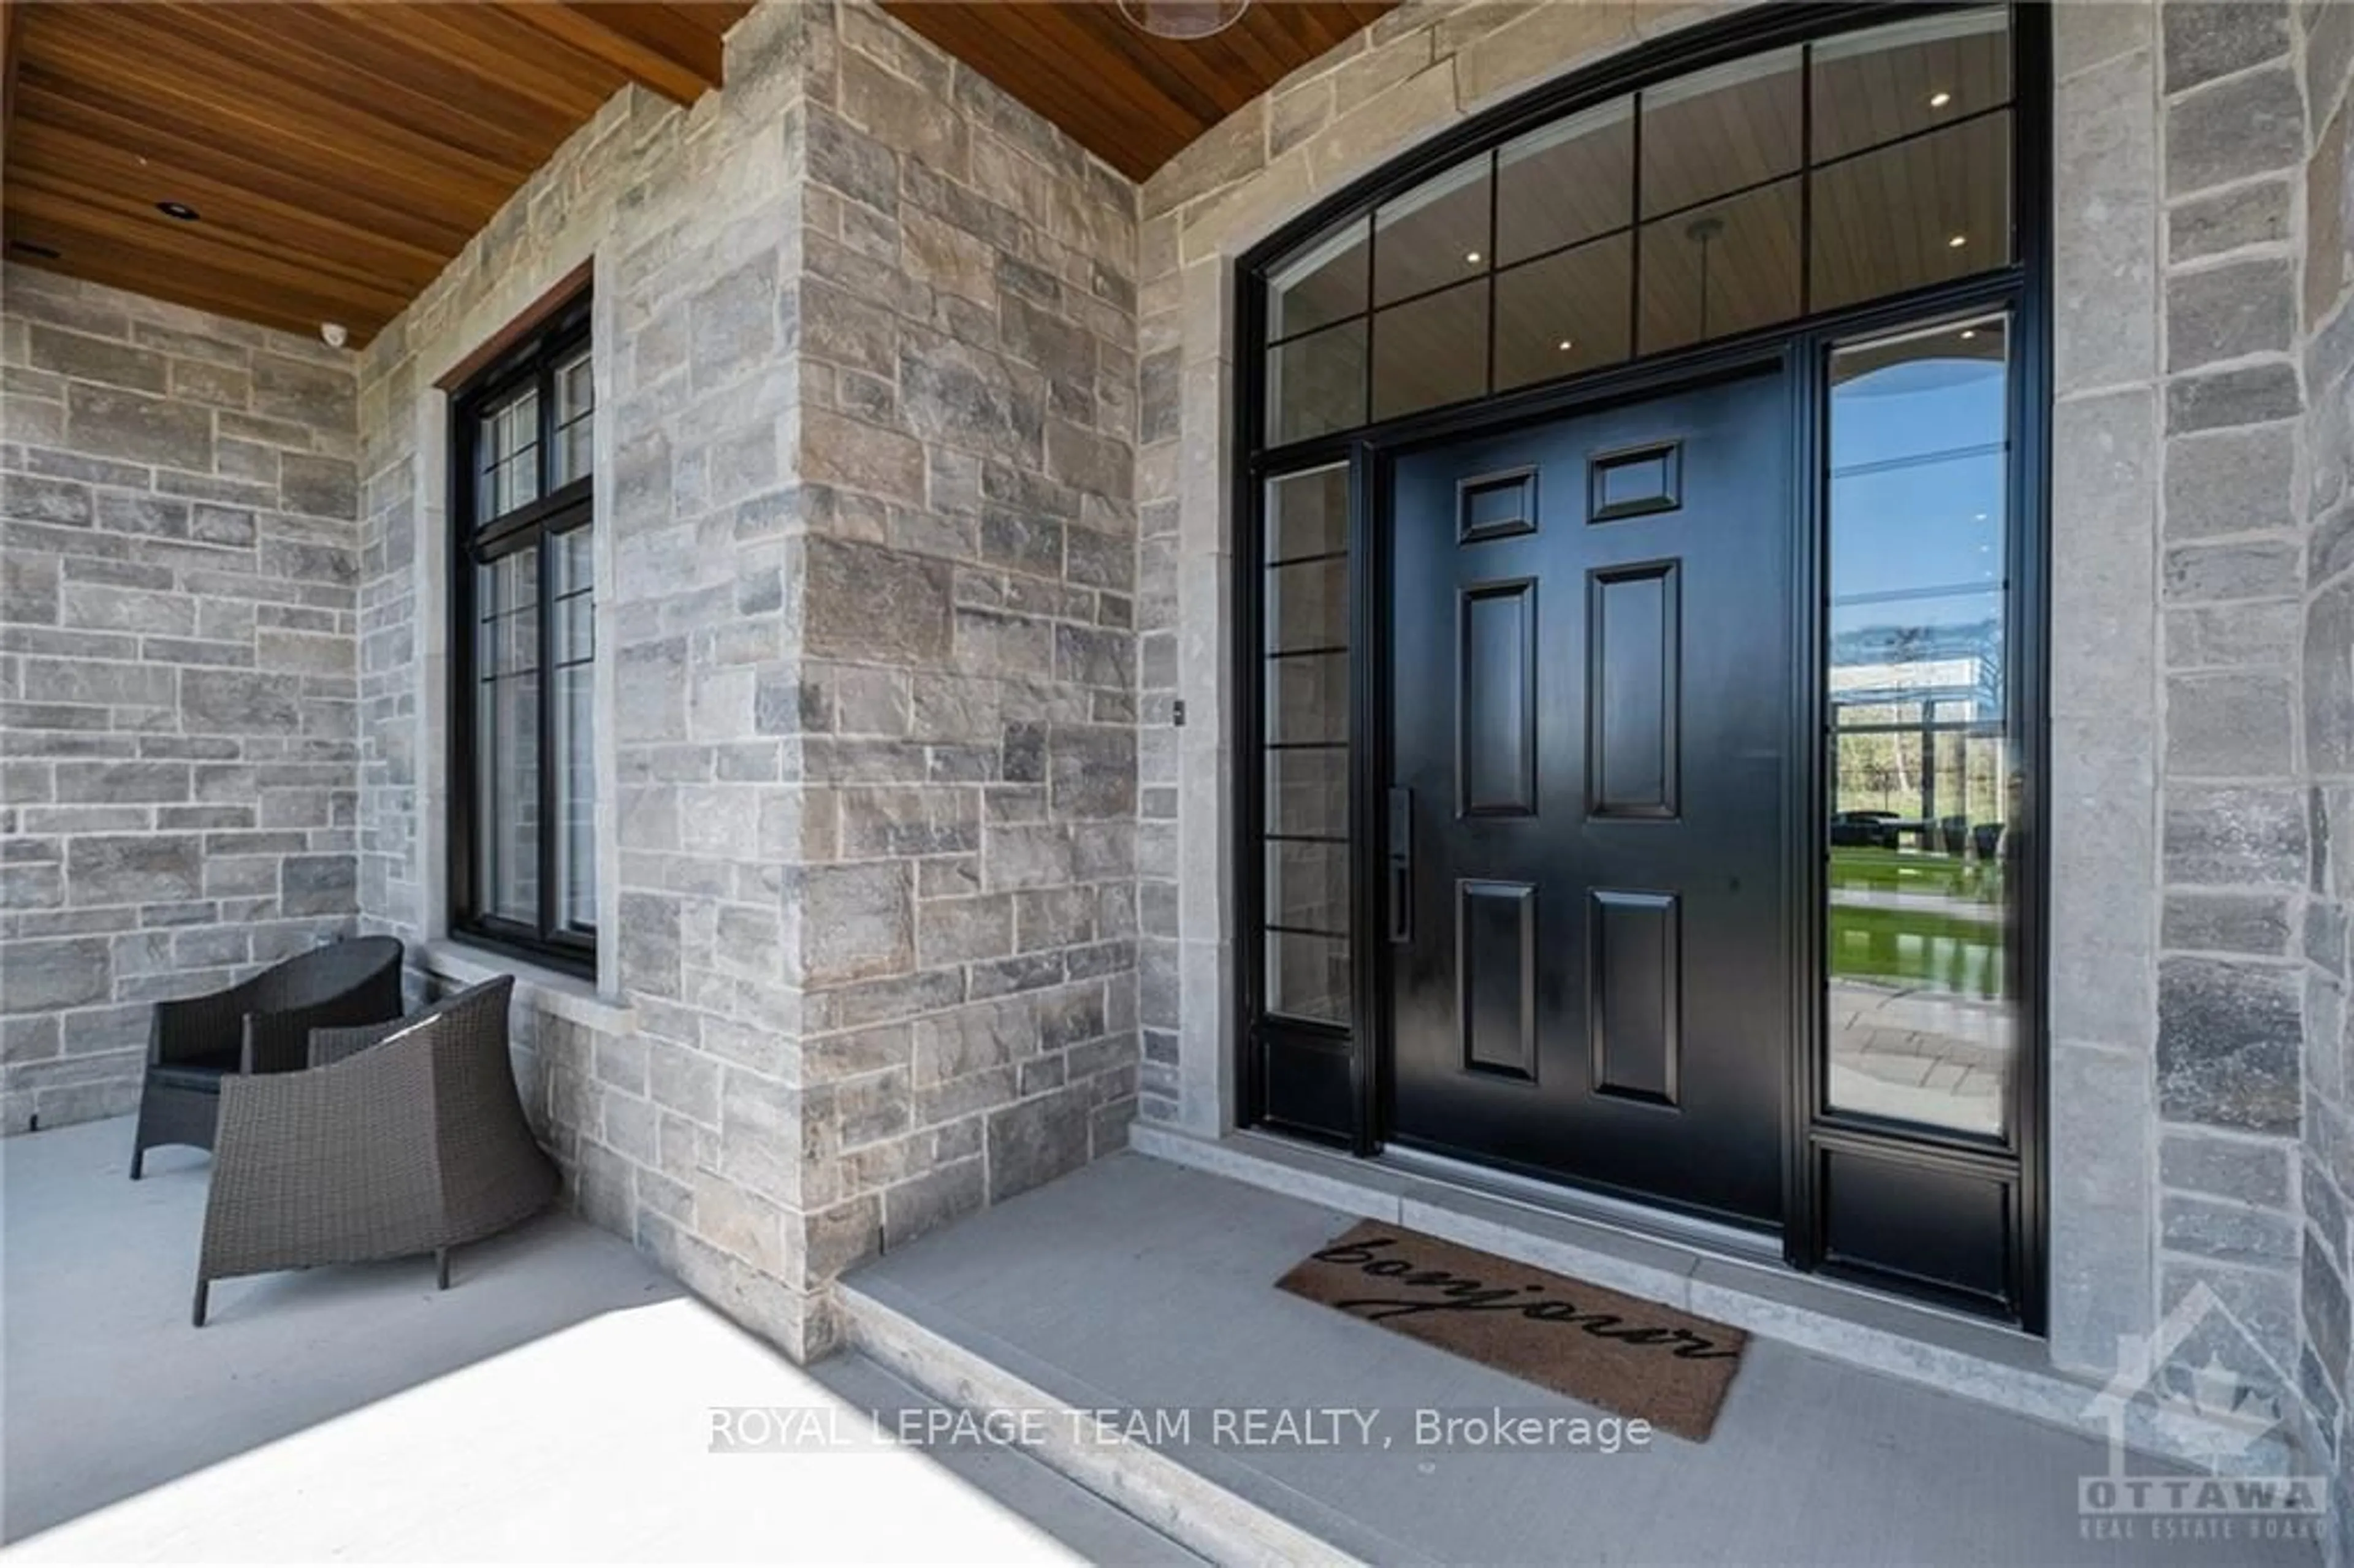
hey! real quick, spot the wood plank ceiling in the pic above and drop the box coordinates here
[880,1,1396,180]
[0,2,1388,348]
[1,1,750,346]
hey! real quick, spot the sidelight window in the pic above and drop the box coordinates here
[1263,464,1354,1025]
[1823,312,2016,1137]
[451,295,598,973]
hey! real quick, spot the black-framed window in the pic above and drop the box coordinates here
[450,292,596,975]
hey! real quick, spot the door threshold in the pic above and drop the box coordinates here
[1376,1141,1786,1270]
[1126,1121,2295,1475]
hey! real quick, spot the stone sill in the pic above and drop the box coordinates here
[420,938,636,1038]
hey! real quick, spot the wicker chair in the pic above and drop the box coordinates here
[193,975,559,1326]
[129,935,405,1179]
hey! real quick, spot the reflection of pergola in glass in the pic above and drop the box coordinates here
[1830,627,2005,836]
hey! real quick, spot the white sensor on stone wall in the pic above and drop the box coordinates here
[321,322,349,349]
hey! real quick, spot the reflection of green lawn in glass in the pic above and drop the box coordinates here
[1830,906,2005,994]
[1829,848,2006,996]
[1827,846,2003,903]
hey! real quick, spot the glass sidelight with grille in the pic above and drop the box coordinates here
[1263,464,1354,1025]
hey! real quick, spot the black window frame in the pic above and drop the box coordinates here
[448,290,597,978]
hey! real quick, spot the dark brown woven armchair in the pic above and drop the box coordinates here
[129,935,405,1179]
[193,975,559,1326]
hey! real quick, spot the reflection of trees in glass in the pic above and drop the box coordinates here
[1840,731,1910,803]
[1834,726,2005,824]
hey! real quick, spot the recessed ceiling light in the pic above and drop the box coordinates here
[1557,338,1575,351]
[1929,90,1952,108]
[1960,328,1978,340]
[156,201,200,222]
[8,239,61,259]
[1464,250,1482,265]
[1947,233,1968,248]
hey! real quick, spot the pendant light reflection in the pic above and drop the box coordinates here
[1118,0,1251,39]
[1685,215,1724,343]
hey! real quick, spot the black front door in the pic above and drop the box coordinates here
[1386,365,1794,1229]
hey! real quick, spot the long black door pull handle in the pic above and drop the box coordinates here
[1387,786,1412,943]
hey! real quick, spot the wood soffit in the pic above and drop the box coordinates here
[1,2,1389,348]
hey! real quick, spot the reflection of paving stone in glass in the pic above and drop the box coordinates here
[1829,978,2011,1135]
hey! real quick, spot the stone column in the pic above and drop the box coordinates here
[2044,0,2166,1378]
[776,1,1143,1334]
[589,0,819,1353]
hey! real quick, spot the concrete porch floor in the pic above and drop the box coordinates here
[0,1116,1191,1562]
[840,1152,2329,1568]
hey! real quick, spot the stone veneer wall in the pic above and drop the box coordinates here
[2112,0,2354,1528]
[2139,0,2323,1451]
[1,268,360,1132]
[356,9,818,1345]
[786,1,1142,1265]
[2296,0,2354,1526]
[355,0,1135,1358]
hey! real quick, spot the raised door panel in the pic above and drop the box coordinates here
[1589,889,1681,1105]
[1458,580,1537,818]
[1587,561,1681,819]
[1459,880,1537,1080]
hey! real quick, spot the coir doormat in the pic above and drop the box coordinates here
[1276,1220,1748,1442]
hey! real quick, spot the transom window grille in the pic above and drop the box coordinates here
[1263,8,2014,444]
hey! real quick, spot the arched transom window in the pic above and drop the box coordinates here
[1261,7,2015,444]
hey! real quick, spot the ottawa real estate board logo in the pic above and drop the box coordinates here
[2078,1282,2326,1545]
